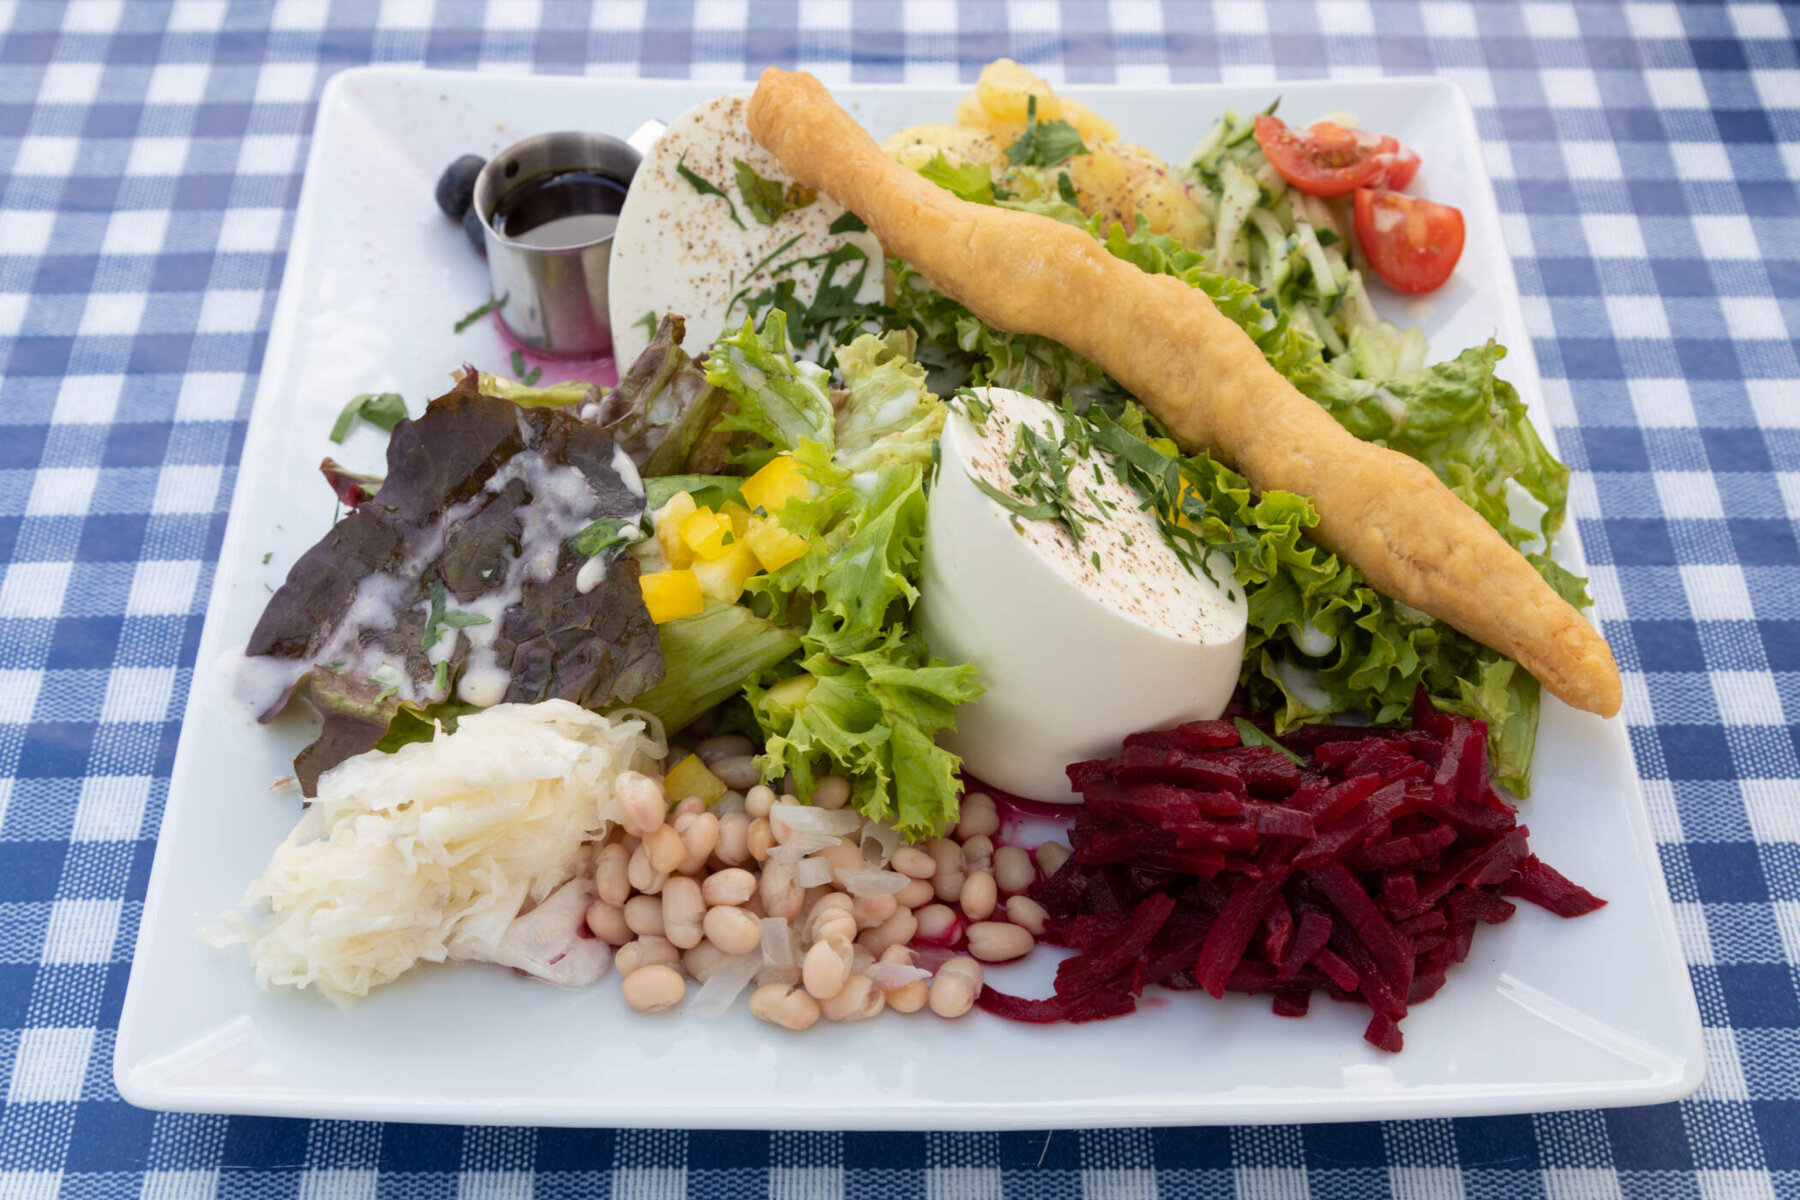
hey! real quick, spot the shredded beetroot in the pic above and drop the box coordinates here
[978,690,1606,1051]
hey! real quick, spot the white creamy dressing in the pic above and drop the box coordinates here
[955,387,1241,645]
[241,439,643,718]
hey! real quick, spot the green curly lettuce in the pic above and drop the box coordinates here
[748,618,981,840]
[832,330,946,472]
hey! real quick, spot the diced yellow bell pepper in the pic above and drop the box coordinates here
[664,753,728,807]
[679,506,734,561]
[690,540,761,603]
[746,514,809,572]
[639,568,703,623]
[720,499,753,538]
[654,491,698,568]
[739,454,812,515]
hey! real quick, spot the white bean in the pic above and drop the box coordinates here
[960,871,998,921]
[890,846,936,879]
[852,893,898,929]
[595,842,631,907]
[877,945,930,1013]
[967,921,1033,962]
[617,771,668,836]
[715,812,751,865]
[1005,895,1049,937]
[622,964,685,1013]
[709,755,762,791]
[662,876,705,949]
[675,811,720,876]
[750,983,820,1031]
[803,936,853,1000]
[961,834,994,873]
[994,846,1036,895]
[644,824,686,874]
[956,792,999,839]
[627,843,667,895]
[615,934,679,976]
[807,893,857,945]
[857,907,918,956]
[813,775,851,810]
[818,840,865,874]
[584,900,631,946]
[896,878,935,909]
[623,894,665,938]
[933,869,966,905]
[701,904,762,957]
[672,795,706,819]
[702,867,757,907]
[682,940,729,983]
[819,974,884,1022]
[747,817,774,862]
[760,857,803,919]
[712,789,746,815]
[745,784,776,819]
[914,903,959,943]
[695,734,755,764]
[928,956,983,1018]
[926,837,964,877]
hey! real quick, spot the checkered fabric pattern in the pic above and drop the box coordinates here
[1,0,1796,1194]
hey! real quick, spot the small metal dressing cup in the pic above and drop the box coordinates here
[473,131,642,357]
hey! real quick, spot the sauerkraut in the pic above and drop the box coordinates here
[210,700,665,1004]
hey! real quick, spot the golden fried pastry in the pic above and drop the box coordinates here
[747,68,1622,718]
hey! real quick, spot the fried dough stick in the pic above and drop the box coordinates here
[747,68,1621,718]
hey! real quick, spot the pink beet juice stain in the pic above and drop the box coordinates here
[493,311,620,390]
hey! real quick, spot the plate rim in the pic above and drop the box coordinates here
[115,64,1704,1128]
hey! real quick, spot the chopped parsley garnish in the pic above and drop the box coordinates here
[919,153,996,205]
[949,388,993,433]
[434,659,449,695]
[421,580,492,652]
[368,677,399,705]
[261,551,272,564]
[731,242,890,363]
[828,210,867,235]
[454,293,506,333]
[1005,95,1089,169]
[734,159,815,225]
[972,420,1090,550]
[675,154,745,230]
[523,366,541,386]
[635,310,659,337]
[510,349,525,377]
[1057,170,1080,207]
[1079,410,1221,586]
[569,516,637,558]
[328,392,407,443]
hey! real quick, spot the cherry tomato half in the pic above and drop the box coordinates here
[1369,136,1421,190]
[1253,115,1388,197]
[1352,188,1465,294]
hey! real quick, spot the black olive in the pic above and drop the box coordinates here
[435,153,485,221]
[462,205,487,255]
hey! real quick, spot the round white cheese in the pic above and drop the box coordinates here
[916,388,1249,801]
[606,94,883,368]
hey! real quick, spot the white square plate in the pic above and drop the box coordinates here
[115,68,1703,1128]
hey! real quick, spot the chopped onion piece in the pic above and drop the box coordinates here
[770,805,864,837]
[689,953,761,1017]
[860,819,902,865]
[756,963,801,986]
[760,917,796,969]
[865,961,931,989]
[795,856,835,888]
[836,868,911,897]
[767,832,841,862]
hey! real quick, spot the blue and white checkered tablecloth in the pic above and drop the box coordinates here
[2,0,1797,1194]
